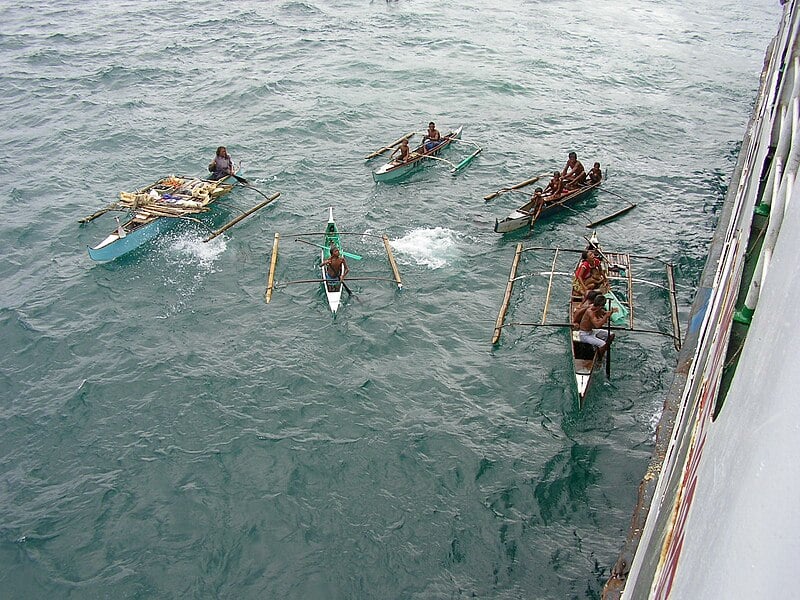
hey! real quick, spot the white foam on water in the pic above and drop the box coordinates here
[389,227,459,269]
[167,232,227,272]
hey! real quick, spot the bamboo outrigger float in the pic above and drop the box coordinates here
[265,208,403,314]
[491,234,681,407]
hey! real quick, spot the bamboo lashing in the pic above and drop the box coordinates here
[364,132,416,160]
[492,243,523,344]
[266,233,280,303]
[484,175,542,201]
[203,192,280,243]
[382,234,403,289]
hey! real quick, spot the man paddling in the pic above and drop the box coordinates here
[576,293,616,358]
[321,246,349,289]
[208,146,234,180]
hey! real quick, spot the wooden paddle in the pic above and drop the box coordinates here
[484,175,542,201]
[229,172,250,185]
[364,132,416,160]
[341,280,357,299]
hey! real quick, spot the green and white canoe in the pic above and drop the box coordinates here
[321,207,344,313]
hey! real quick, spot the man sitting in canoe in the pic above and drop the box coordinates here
[543,171,565,200]
[573,250,607,295]
[562,151,587,189]
[572,290,600,325]
[526,187,547,218]
[575,294,616,357]
[321,246,349,290]
[422,122,442,153]
[208,146,234,180]
[389,138,411,163]
[588,162,602,184]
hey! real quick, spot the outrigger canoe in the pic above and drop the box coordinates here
[372,126,466,183]
[264,209,404,313]
[84,173,237,262]
[570,235,632,404]
[494,179,602,234]
[491,235,681,408]
[321,207,344,313]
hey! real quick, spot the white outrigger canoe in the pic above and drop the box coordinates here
[264,208,404,314]
[321,207,344,313]
[371,126,481,183]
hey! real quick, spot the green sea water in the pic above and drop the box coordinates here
[0,1,780,598]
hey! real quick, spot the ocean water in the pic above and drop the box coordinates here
[0,1,780,598]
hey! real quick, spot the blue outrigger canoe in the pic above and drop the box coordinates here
[86,173,236,262]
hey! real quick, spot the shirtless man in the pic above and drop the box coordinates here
[321,246,349,289]
[390,138,410,163]
[588,162,602,184]
[572,290,600,326]
[422,122,442,153]
[543,171,564,199]
[562,152,586,188]
[577,294,616,357]
[527,187,546,218]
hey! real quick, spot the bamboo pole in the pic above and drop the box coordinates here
[382,234,403,289]
[541,249,560,324]
[78,205,121,223]
[265,233,280,303]
[626,254,635,330]
[364,132,416,160]
[484,175,543,201]
[586,203,637,228]
[666,263,681,350]
[492,243,523,344]
[203,192,280,242]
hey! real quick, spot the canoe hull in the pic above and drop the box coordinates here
[494,179,601,233]
[372,126,463,183]
[87,217,178,262]
[322,207,343,313]
[571,314,600,409]
[87,173,236,262]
